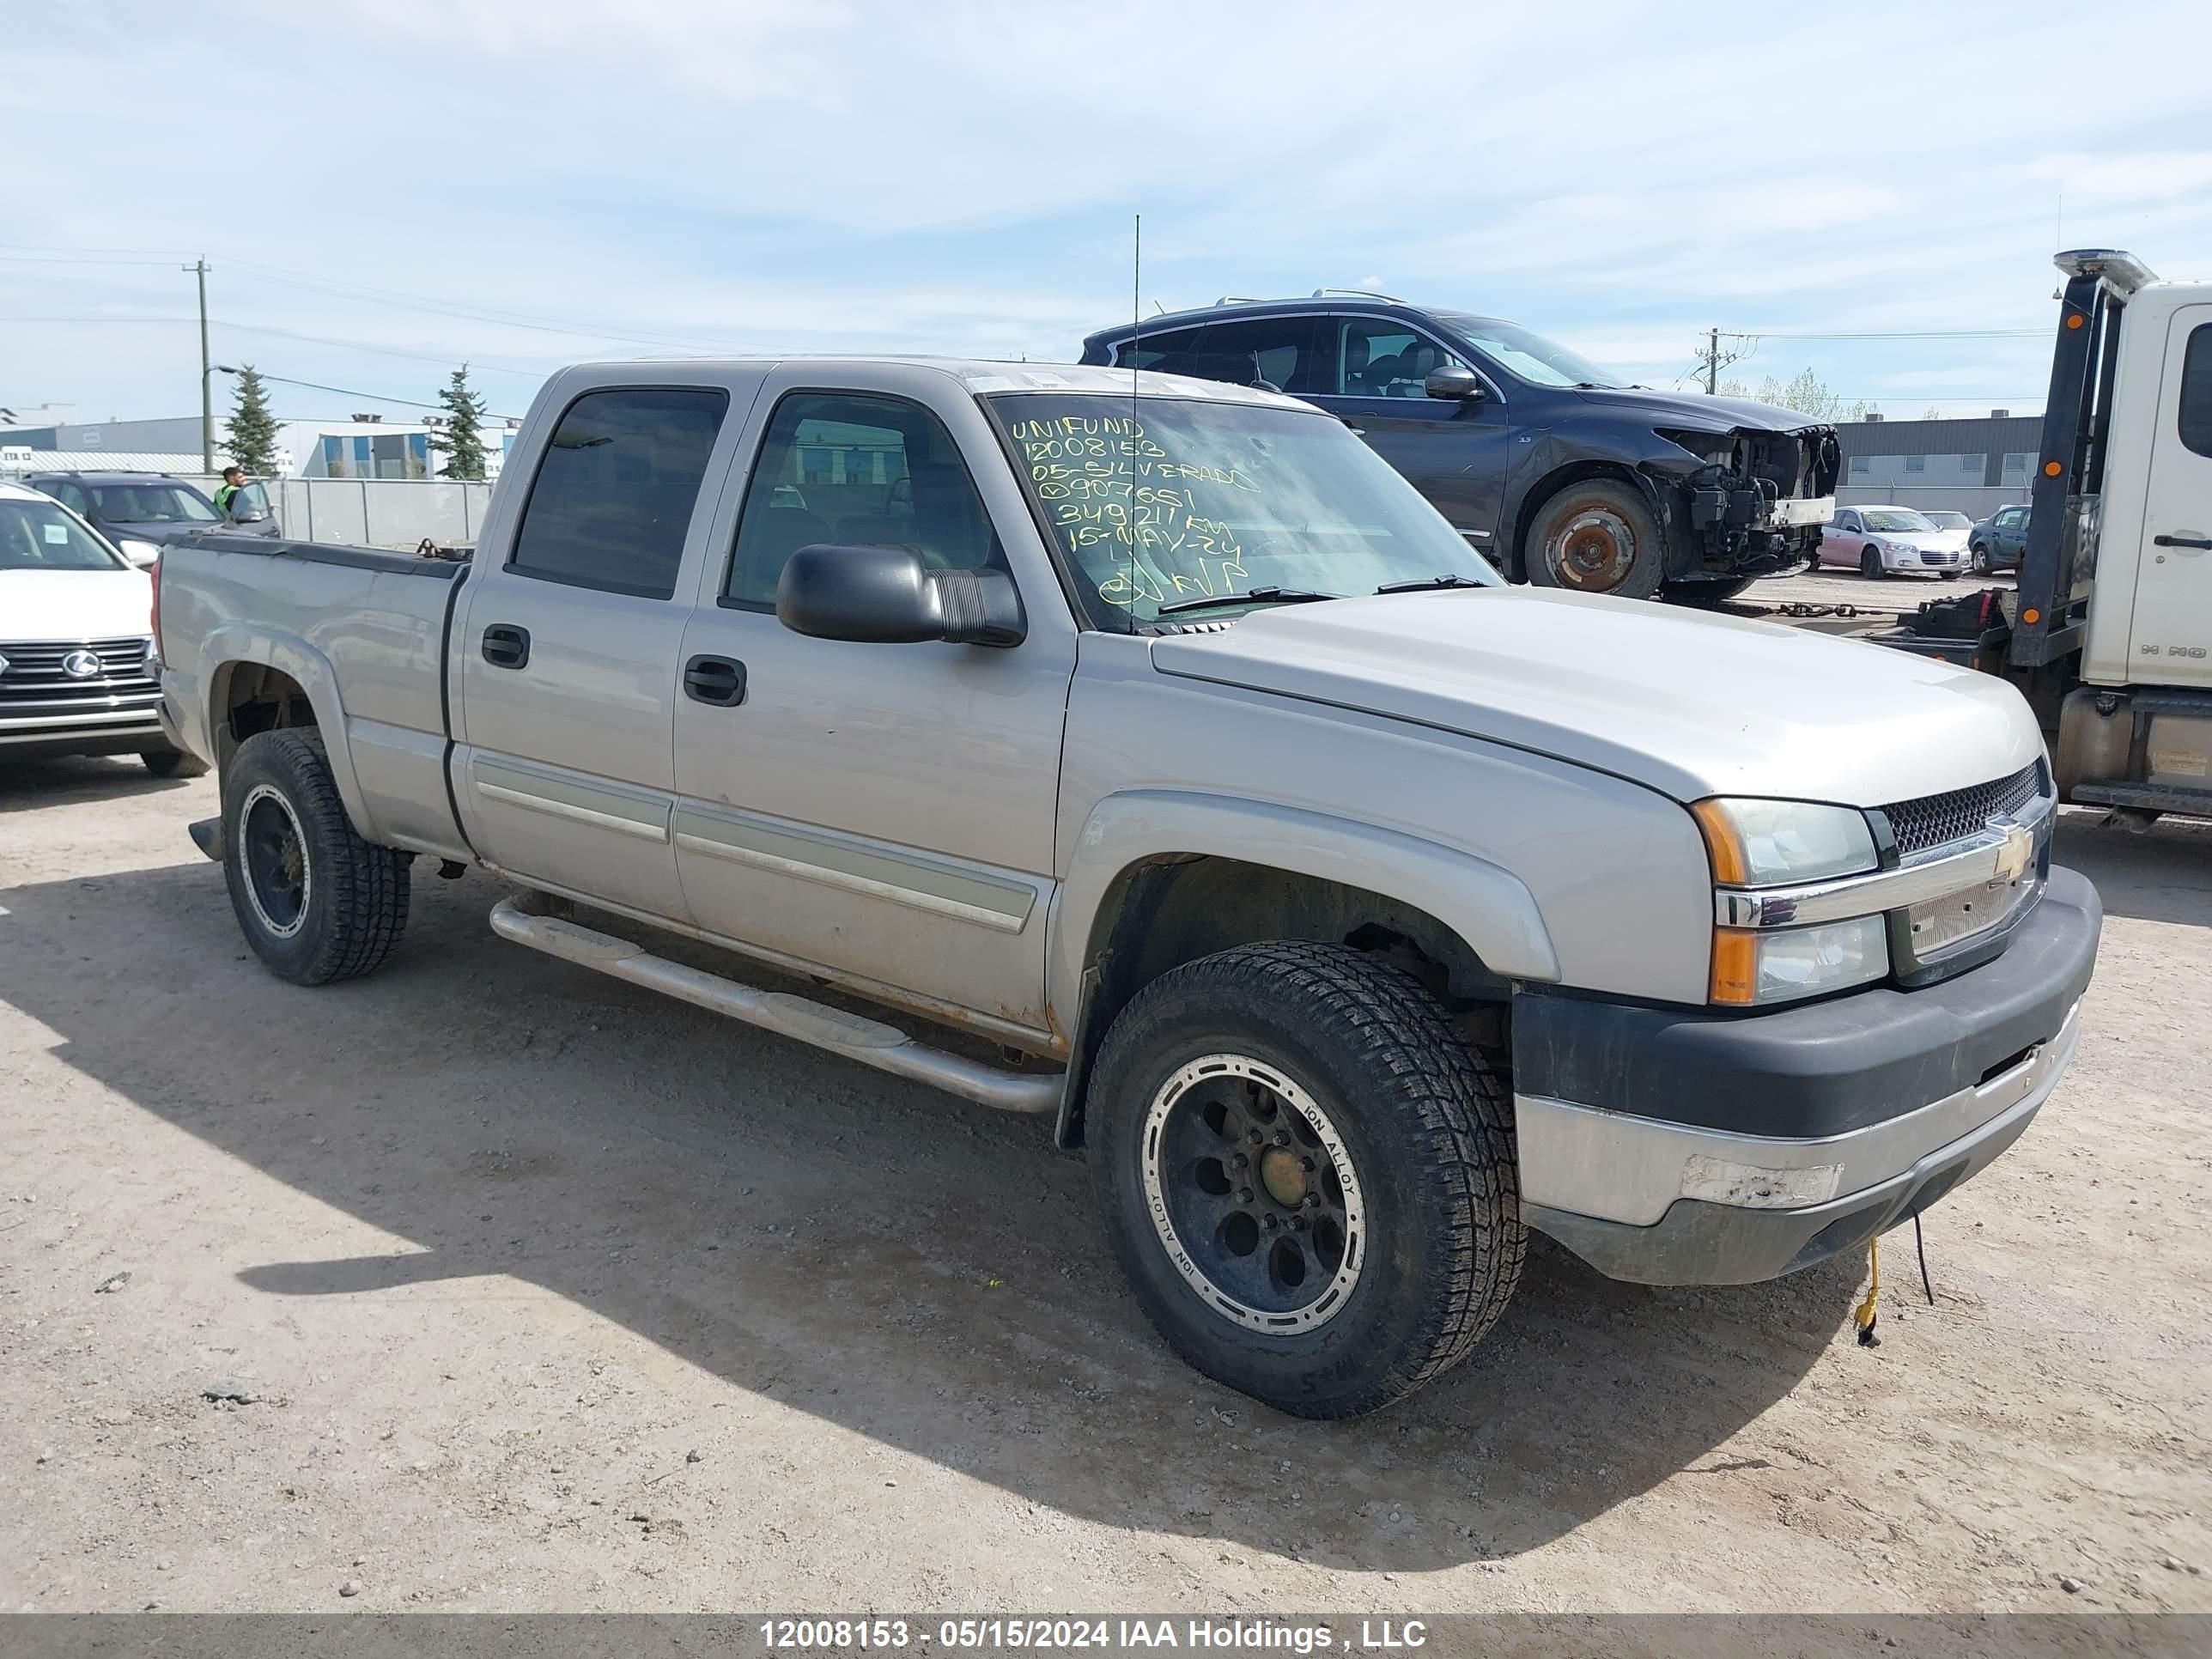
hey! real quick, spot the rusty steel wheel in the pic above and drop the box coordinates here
[1524,481,1663,600]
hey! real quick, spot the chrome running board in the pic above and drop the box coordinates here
[489,892,1060,1115]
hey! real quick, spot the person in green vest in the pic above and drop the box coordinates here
[214,465,247,516]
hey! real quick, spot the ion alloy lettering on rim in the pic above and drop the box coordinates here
[1139,1054,1365,1334]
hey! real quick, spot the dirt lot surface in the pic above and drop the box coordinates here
[3,720,2208,1617]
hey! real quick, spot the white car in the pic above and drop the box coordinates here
[0,481,205,775]
[1816,506,1970,579]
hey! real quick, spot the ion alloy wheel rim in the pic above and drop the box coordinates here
[240,782,313,939]
[1140,1054,1365,1334]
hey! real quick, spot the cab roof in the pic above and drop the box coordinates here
[555,356,1311,410]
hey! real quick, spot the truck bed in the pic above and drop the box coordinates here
[156,532,473,861]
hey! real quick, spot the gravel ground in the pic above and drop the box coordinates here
[2,677,2207,1616]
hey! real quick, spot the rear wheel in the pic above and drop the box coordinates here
[222,729,410,985]
[1523,481,1664,600]
[1859,544,1885,580]
[1088,941,1522,1419]
[141,747,208,779]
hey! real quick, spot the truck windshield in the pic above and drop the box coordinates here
[987,392,1499,627]
[0,498,127,571]
[1429,313,1626,390]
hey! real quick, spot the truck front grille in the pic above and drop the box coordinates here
[0,636,161,721]
[1876,763,2043,859]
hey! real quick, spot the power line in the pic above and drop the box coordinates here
[234,370,524,422]
[3,314,557,375]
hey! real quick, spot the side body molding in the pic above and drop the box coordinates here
[1047,787,1560,1025]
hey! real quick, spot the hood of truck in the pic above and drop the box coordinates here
[1150,589,2044,806]
[0,567,154,643]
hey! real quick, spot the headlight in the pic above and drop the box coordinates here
[1691,798,1877,885]
[1711,916,1888,1006]
[117,538,162,566]
[1693,799,1887,1006]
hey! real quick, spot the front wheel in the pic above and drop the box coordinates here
[1088,941,1522,1419]
[1523,481,1664,600]
[1859,544,1885,580]
[221,729,411,985]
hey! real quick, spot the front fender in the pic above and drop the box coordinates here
[1046,787,1560,1026]
[199,623,376,842]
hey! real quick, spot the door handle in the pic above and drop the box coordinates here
[481,623,531,669]
[2153,533,2212,550]
[683,653,747,707]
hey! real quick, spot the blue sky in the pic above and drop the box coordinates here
[4,0,2210,428]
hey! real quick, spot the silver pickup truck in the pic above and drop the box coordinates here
[155,358,2101,1418]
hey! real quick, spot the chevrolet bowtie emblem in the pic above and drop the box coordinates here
[1991,819,2033,884]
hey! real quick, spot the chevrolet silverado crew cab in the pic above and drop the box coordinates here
[155,357,2098,1418]
[0,480,205,775]
[1081,294,1839,602]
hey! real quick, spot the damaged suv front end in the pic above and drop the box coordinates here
[1656,418,1842,583]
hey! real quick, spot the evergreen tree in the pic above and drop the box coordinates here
[428,364,489,480]
[222,364,281,474]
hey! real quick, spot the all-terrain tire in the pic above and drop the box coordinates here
[141,747,209,779]
[221,729,410,985]
[1088,940,1522,1419]
[1522,480,1665,600]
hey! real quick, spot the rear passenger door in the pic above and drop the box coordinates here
[1306,314,1512,552]
[453,380,743,922]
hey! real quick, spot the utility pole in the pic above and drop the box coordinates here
[186,258,211,471]
[1705,326,1720,395]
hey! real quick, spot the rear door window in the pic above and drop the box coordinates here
[506,386,729,599]
[1192,316,1323,394]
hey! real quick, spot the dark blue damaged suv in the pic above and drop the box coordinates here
[1081,292,1840,601]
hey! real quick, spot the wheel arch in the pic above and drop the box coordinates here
[1048,790,1559,1148]
[201,625,374,839]
[1508,460,1672,582]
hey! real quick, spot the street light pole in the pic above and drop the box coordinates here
[186,258,212,471]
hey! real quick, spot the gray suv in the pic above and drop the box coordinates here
[28,471,276,566]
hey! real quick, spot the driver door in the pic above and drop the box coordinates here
[669,368,1075,1036]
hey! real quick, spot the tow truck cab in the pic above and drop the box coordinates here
[2009,249,2212,816]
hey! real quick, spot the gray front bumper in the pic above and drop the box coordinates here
[1521,1005,2076,1285]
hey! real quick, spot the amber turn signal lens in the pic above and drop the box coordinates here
[1711,929,1759,1005]
[2022,607,2041,624]
[2045,460,2063,476]
[2066,313,2085,330]
[1689,799,1749,885]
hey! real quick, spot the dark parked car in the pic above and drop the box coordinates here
[1968,504,2031,573]
[1079,294,1839,600]
[26,471,276,566]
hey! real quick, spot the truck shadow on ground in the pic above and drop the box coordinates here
[0,755,197,817]
[8,836,2033,1573]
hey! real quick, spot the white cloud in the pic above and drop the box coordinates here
[2,0,2209,422]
